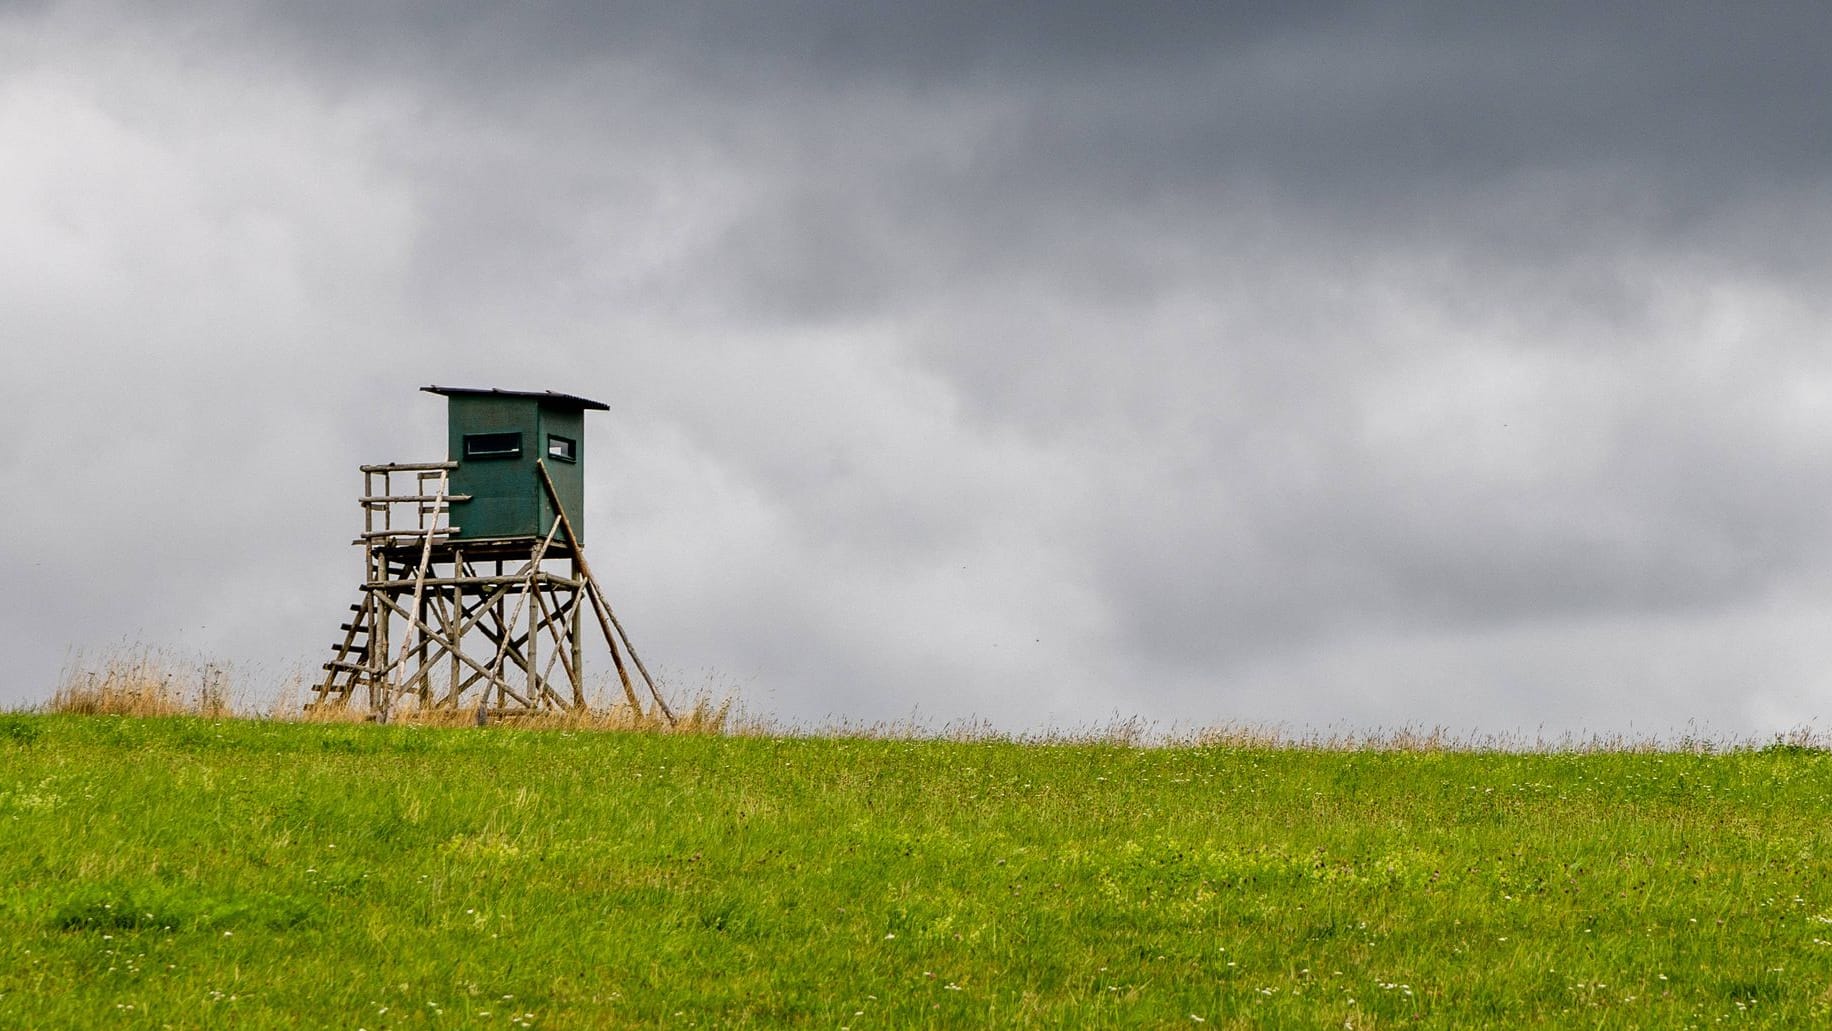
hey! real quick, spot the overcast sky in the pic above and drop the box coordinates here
[5,1,1832,737]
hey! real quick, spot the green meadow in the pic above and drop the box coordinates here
[2,713,1831,1028]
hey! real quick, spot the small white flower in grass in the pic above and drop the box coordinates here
[883,933,895,940]
[1190,1016,1205,1023]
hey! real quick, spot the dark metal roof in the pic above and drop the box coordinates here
[422,385,609,411]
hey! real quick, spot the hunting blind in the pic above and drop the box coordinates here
[435,387,598,542]
[311,385,671,722]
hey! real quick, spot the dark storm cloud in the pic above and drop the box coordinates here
[5,1,1832,734]
[253,1,1319,81]
[181,1,1832,324]
[215,1,1832,218]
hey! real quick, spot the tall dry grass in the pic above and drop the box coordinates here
[38,647,1827,752]
[49,646,749,735]
[49,648,235,718]
[302,689,745,734]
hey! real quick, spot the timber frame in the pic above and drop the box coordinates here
[312,460,672,723]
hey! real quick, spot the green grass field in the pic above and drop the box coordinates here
[3,713,1831,1028]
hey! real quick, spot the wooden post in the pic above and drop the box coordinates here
[569,584,585,709]
[537,461,674,725]
[314,448,665,722]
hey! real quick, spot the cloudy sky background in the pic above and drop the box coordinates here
[5,1,1832,737]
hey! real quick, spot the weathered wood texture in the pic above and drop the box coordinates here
[311,462,669,722]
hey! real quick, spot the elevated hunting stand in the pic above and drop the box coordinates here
[312,386,672,723]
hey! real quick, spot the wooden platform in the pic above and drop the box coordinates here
[310,461,671,723]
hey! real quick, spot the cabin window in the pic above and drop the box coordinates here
[463,432,522,460]
[547,434,577,463]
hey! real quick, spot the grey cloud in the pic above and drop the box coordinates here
[5,1,1832,735]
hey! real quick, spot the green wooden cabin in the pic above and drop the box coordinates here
[422,386,609,543]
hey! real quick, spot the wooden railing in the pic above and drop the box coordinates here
[358,462,468,541]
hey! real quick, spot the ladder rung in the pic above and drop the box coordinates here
[323,660,369,672]
[360,462,457,473]
[359,527,459,540]
[338,622,369,633]
[359,494,471,504]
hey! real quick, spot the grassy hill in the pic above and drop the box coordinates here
[2,713,1830,1027]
